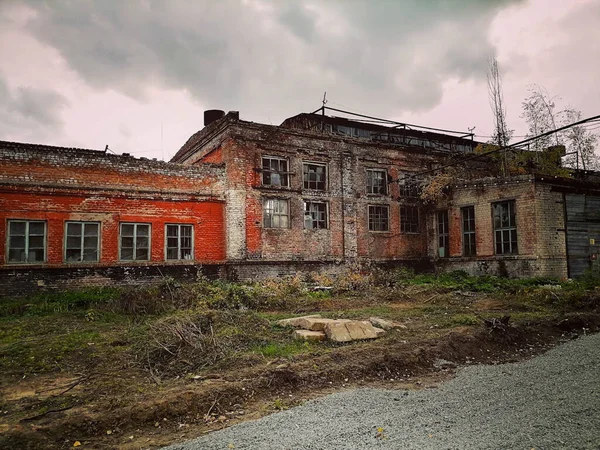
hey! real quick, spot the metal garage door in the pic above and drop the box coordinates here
[565,194,600,277]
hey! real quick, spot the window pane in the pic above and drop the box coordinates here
[137,225,149,236]
[66,249,81,262]
[83,236,98,249]
[8,249,25,262]
[167,237,179,248]
[122,224,134,236]
[9,221,26,235]
[82,249,97,261]
[84,224,98,236]
[9,236,25,249]
[136,248,149,260]
[167,248,178,260]
[167,226,179,238]
[121,248,134,260]
[121,237,134,248]
[67,223,82,236]
[67,236,81,249]
[31,249,45,262]
[29,222,45,235]
[136,236,149,249]
[181,226,192,237]
[181,248,193,259]
[29,236,45,249]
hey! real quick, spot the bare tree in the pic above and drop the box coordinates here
[521,85,561,152]
[487,58,513,175]
[561,108,599,170]
[487,58,513,147]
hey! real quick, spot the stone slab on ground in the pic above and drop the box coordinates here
[324,322,353,343]
[369,316,407,330]
[293,330,327,341]
[345,321,379,340]
[372,326,386,337]
[298,317,349,331]
[324,320,383,342]
[277,315,322,328]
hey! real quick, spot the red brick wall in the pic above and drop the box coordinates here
[0,190,225,266]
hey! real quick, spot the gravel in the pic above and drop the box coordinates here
[164,333,600,450]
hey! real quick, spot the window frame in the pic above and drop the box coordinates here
[263,198,290,229]
[366,169,388,195]
[302,162,327,191]
[119,222,151,261]
[399,173,421,198]
[437,210,449,257]
[492,200,518,255]
[368,204,390,232]
[165,224,194,261]
[400,206,420,233]
[461,206,476,257]
[64,221,101,263]
[6,219,47,264]
[304,201,328,230]
[262,156,290,188]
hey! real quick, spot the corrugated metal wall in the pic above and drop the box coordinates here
[565,194,600,277]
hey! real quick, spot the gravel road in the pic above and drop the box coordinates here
[164,333,600,450]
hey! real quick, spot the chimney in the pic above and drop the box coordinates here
[204,109,225,127]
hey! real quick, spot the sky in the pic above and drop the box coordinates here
[0,0,598,161]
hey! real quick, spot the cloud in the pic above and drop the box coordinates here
[0,74,70,141]
[20,0,523,122]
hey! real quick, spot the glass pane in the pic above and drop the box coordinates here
[271,173,281,186]
[29,236,44,248]
[67,223,82,236]
[279,216,289,228]
[31,249,45,262]
[121,224,134,236]
[167,226,178,237]
[121,248,134,260]
[83,249,97,261]
[264,213,272,228]
[67,236,81,249]
[84,223,98,236]
[136,237,149,249]
[181,236,192,248]
[8,249,25,262]
[167,237,178,248]
[66,249,81,262]
[181,248,192,259]
[29,222,45,235]
[167,248,178,260]
[137,225,149,236]
[136,248,149,260]
[121,237,134,248]
[83,236,98,249]
[9,236,25,249]
[272,215,280,228]
[9,221,26,235]
[181,226,192,237]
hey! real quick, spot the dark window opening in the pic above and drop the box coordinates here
[366,169,387,195]
[304,201,327,229]
[401,206,420,233]
[493,201,517,255]
[368,205,389,231]
[262,156,289,187]
[462,206,476,256]
[303,163,326,190]
[166,224,193,260]
[437,211,449,257]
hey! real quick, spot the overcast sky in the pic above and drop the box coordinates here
[0,0,598,161]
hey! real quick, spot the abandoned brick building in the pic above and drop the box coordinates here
[1,109,599,294]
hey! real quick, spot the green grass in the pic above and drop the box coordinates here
[253,341,314,359]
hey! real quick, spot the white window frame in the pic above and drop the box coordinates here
[302,162,327,191]
[262,156,290,187]
[304,201,328,229]
[165,224,194,260]
[64,221,100,263]
[263,198,290,229]
[366,169,387,195]
[119,223,151,261]
[6,219,47,264]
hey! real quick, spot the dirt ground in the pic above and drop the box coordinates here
[1,278,599,450]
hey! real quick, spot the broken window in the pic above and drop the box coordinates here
[120,223,150,261]
[437,211,449,257]
[263,198,290,228]
[366,169,387,195]
[7,220,46,263]
[399,174,421,198]
[166,224,193,260]
[262,156,289,187]
[303,163,327,190]
[368,205,389,232]
[493,201,518,255]
[304,201,327,229]
[400,206,420,233]
[462,206,476,256]
[65,221,99,262]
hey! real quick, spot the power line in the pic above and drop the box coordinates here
[408,113,600,179]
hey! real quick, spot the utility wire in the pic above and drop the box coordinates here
[407,113,600,179]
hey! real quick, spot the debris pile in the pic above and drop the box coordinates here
[277,315,406,343]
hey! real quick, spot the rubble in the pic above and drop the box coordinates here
[278,315,387,343]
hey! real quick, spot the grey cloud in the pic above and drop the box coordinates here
[21,0,524,124]
[0,75,69,140]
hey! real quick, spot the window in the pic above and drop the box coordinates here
[120,223,150,261]
[462,206,476,256]
[166,224,193,260]
[366,169,387,195]
[368,205,389,232]
[7,220,46,263]
[262,156,289,187]
[304,201,327,229]
[399,174,421,198]
[303,163,327,190]
[263,198,290,228]
[437,211,449,257]
[400,206,420,233]
[493,201,517,255]
[65,222,99,262]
